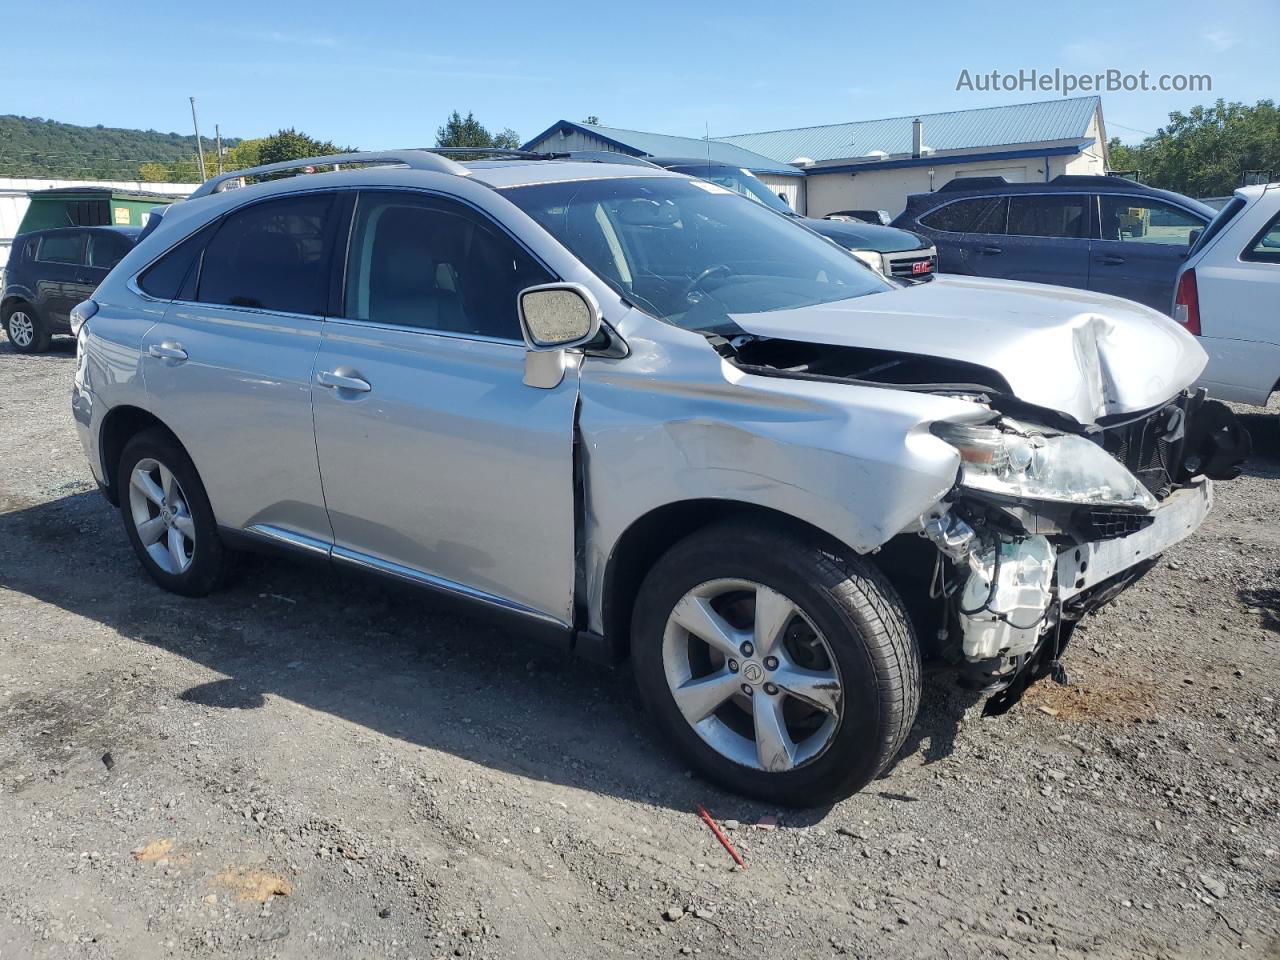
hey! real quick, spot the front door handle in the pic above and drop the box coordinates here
[1094,254,1126,265]
[148,341,188,362]
[979,245,1003,255]
[317,370,372,393]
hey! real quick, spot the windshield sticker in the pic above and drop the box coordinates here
[689,180,732,195]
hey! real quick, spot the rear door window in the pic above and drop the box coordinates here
[88,232,133,269]
[197,193,339,315]
[919,197,1002,233]
[36,232,86,264]
[1006,195,1089,238]
[1099,196,1205,245]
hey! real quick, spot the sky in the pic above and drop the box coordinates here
[4,0,1277,156]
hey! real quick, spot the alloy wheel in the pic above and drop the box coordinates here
[7,311,34,348]
[661,578,844,772]
[127,457,196,575]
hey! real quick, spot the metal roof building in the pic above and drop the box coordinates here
[524,97,1109,217]
[713,96,1109,217]
[521,120,808,211]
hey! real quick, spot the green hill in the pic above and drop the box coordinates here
[0,115,239,181]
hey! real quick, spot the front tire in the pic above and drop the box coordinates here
[631,522,921,805]
[117,428,228,597]
[3,302,50,353]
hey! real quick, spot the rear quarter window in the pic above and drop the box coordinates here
[1244,211,1280,264]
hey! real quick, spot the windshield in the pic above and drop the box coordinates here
[502,177,889,330]
[665,163,795,214]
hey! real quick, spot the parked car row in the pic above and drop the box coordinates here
[62,148,1247,804]
[893,174,1215,313]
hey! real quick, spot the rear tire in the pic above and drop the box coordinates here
[117,428,228,597]
[3,302,50,353]
[631,521,921,806]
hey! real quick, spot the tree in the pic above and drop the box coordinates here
[256,128,350,166]
[435,111,521,153]
[582,115,600,126]
[1107,100,1280,196]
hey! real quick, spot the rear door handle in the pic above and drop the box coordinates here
[148,341,188,362]
[979,245,1003,255]
[317,370,372,393]
[1095,254,1126,265]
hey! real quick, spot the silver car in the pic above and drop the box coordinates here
[70,149,1246,804]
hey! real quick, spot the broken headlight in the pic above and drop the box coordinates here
[932,421,1157,510]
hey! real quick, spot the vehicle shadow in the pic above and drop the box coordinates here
[0,489,985,820]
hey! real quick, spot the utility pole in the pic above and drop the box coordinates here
[189,96,207,181]
[215,124,224,175]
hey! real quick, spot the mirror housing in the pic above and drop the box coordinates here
[518,283,601,351]
[1188,227,1203,248]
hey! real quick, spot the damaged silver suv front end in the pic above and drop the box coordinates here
[918,393,1236,698]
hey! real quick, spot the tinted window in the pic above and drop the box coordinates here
[1099,196,1204,245]
[920,197,1001,233]
[198,193,337,314]
[344,192,552,338]
[1006,195,1088,238]
[88,232,132,269]
[1245,212,1280,264]
[137,222,218,300]
[37,232,85,264]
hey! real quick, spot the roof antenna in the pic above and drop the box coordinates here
[706,121,711,167]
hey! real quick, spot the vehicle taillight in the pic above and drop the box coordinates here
[1173,269,1200,336]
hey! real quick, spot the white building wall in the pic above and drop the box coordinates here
[804,147,1102,219]
[0,177,197,272]
[756,174,806,215]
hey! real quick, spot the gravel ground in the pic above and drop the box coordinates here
[1,337,1278,960]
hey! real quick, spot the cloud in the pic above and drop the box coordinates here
[1203,29,1239,52]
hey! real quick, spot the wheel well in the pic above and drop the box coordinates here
[600,500,859,656]
[2,295,32,317]
[98,406,178,505]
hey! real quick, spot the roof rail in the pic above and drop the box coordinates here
[937,176,1010,192]
[430,147,564,159]
[187,149,471,199]
[1051,174,1140,186]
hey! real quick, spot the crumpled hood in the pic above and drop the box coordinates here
[729,274,1208,425]
[805,218,928,253]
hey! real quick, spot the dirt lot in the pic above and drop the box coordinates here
[1,338,1278,960]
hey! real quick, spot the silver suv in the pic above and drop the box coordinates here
[71,149,1247,804]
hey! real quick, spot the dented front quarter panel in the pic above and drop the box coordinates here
[577,308,985,634]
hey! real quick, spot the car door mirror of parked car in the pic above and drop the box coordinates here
[1187,227,1203,249]
[517,282,603,388]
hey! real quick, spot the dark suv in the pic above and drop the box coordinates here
[2,226,139,353]
[893,175,1216,312]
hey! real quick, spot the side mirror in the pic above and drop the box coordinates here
[1188,227,1203,247]
[517,283,602,388]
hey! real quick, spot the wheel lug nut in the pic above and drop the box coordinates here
[741,642,754,657]
[764,683,779,696]
[764,656,779,670]
[728,660,739,673]
[741,684,754,697]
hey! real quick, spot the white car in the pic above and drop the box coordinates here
[1174,183,1280,406]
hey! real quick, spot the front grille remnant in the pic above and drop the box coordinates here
[1100,398,1190,501]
